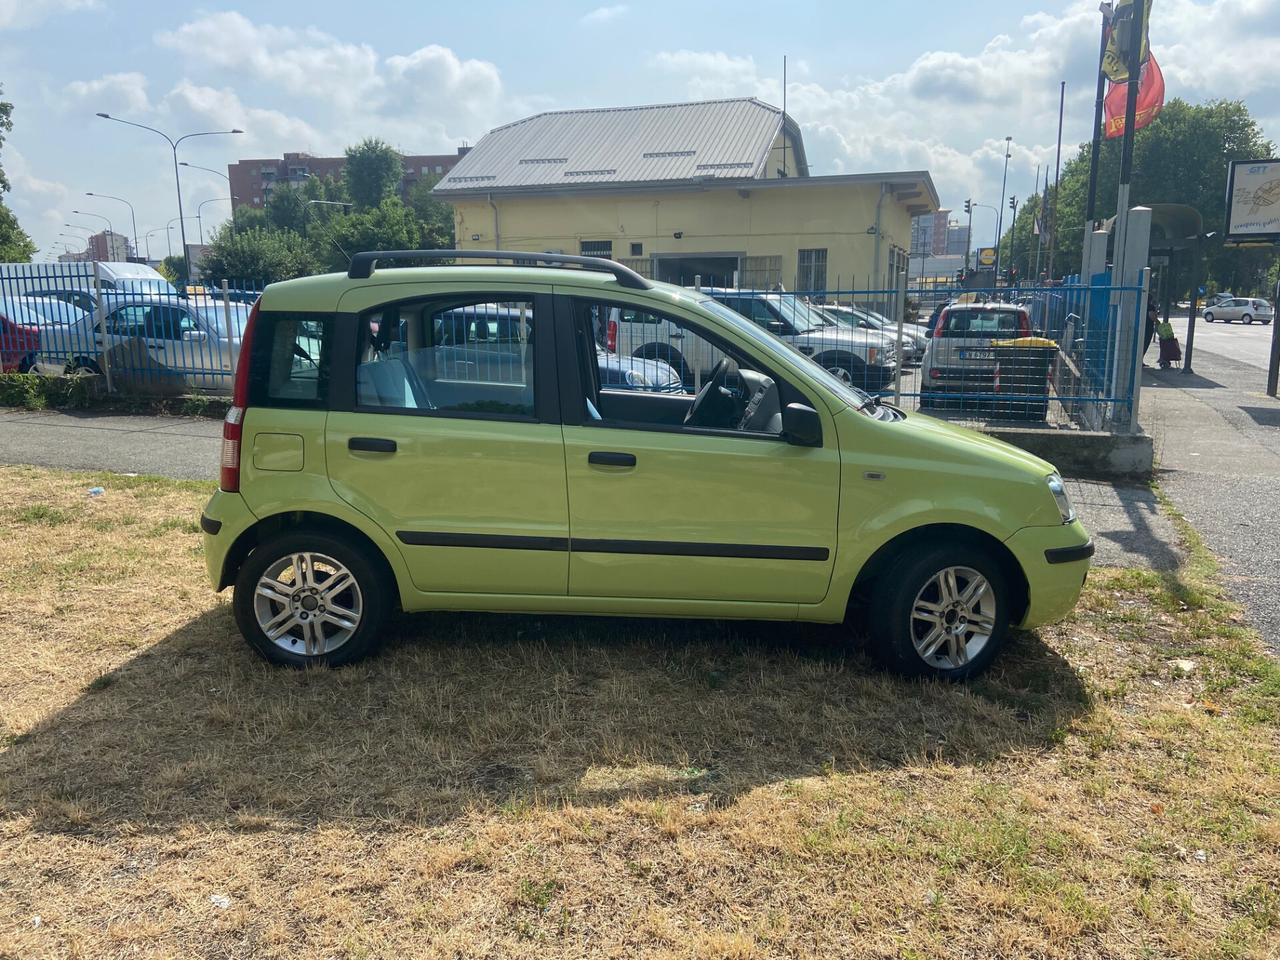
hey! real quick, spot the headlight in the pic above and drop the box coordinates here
[866,347,878,365]
[1046,473,1075,523]
[623,368,652,389]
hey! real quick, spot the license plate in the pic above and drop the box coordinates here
[960,349,995,360]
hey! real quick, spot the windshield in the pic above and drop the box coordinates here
[115,278,178,296]
[698,298,878,413]
[767,294,835,333]
[0,300,49,327]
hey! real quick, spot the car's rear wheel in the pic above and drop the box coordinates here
[67,357,102,375]
[1204,312,1214,323]
[233,531,390,667]
[1243,314,1254,324]
[864,542,1012,679]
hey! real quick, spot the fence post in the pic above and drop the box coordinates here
[92,260,114,393]
[1127,267,1151,434]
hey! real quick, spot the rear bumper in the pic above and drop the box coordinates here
[1005,519,1093,628]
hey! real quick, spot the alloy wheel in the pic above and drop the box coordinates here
[826,364,854,384]
[909,565,996,670]
[253,551,363,656]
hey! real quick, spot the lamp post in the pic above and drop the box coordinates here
[180,161,237,235]
[166,216,198,268]
[994,135,1013,285]
[71,210,118,259]
[196,196,234,245]
[1007,195,1019,287]
[95,113,243,282]
[85,192,139,260]
[143,228,167,261]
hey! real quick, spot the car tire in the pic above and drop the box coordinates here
[635,344,690,388]
[815,351,870,390]
[863,541,1012,680]
[1243,314,1253,325]
[233,530,391,668]
[17,354,35,374]
[68,357,102,375]
[1203,313,1214,323]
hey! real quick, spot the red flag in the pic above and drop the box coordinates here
[1104,52,1165,139]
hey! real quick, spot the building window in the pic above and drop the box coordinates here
[434,165,443,174]
[797,248,828,293]
[253,196,261,205]
[629,242,644,257]
[580,240,613,259]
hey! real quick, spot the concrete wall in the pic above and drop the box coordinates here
[449,179,915,291]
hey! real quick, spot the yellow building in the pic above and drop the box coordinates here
[434,98,938,292]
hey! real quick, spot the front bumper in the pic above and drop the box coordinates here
[1005,519,1093,628]
[202,489,259,590]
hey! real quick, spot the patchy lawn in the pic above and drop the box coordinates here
[0,464,1276,959]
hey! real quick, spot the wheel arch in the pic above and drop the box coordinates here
[847,523,1029,626]
[218,509,399,603]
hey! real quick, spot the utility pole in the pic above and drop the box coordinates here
[1008,195,1019,287]
[963,198,973,272]
[994,136,1012,284]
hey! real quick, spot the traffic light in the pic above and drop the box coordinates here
[1009,195,1017,211]
[964,199,972,214]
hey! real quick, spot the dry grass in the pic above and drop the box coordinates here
[0,463,1277,959]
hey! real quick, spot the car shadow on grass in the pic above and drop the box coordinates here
[1,605,1089,833]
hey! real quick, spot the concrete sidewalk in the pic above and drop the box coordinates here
[1141,349,1280,650]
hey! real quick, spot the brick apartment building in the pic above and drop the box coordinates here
[228,147,471,211]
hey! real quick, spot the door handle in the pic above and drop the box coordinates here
[588,451,636,467]
[349,437,397,453]
[668,332,684,340]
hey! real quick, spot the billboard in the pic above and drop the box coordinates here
[1225,158,1280,244]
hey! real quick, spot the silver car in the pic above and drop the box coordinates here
[820,304,928,366]
[43,296,250,390]
[920,302,1032,397]
[1202,297,1273,325]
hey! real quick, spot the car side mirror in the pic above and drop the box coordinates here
[782,402,822,447]
[182,329,208,343]
[923,326,933,338]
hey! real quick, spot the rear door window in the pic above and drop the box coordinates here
[249,313,331,407]
[940,309,1022,337]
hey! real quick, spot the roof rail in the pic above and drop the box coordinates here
[346,249,651,289]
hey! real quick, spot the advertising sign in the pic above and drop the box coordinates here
[1225,158,1280,244]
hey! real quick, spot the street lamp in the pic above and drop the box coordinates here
[71,210,118,258]
[196,196,234,245]
[58,233,89,254]
[95,113,243,281]
[143,228,167,261]
[85,192,139,260]
[180,161,237,235]
[1007,195,1020,287]
[994,135,1013,285]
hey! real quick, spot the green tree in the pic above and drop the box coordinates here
[264,183,307,233]
[160,254,187,287]
[408,175,455,249]
[0,83,36,262]
[343,138,403,210]
[199,225,320,284]
[233,205,268,232]
[0,200,36,261]
[1006,99,1277,291]
[314,198,420,272]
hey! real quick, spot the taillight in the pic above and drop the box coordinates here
[1019,309,1031,337]
[220,405,244,492]
[220,299,258,492]
[933,309,947,338]
[606,318,618,353]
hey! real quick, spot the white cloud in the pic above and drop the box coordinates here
[650,0,1280,213]
[160,81,324,152]
[63,72,151,114]
[581,4,628,24]
[0,0,96,31]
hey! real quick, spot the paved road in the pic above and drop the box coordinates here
[0,408,220,480]
[1159,311,1276,372]
[1141,346,1280,650]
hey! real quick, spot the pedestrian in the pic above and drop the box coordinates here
[1143,300,1159,361]
[1156,315,1181,369]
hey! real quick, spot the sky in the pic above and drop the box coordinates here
[2,0,1277,260]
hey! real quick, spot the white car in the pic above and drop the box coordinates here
[1202,298,1273,325]
[820,304,928,366]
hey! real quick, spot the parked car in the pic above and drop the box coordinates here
[920,302,1033,400]
[44,295,251,388]
[819,304,928,366]
[610,287,898,391]
[1202,298,1273,325]
[1205,292,1234,308]
[0,301,42,372]
[201,250,1093,680]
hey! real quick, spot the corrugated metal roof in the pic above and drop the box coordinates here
[435,98,806,194]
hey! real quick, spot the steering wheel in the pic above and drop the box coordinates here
[684,358,734,427]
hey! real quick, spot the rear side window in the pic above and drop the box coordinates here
[940,309,1024,337]
[355,296,537,419]
[249,312,331,408]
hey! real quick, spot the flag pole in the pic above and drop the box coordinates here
[1031,163,1041,280]
[1111,0,1147,284]
[1083,5,1111,239]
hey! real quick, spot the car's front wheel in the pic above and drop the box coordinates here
[233,531,390,667]
[1204,312,1214,323]
[864,542,1012,679]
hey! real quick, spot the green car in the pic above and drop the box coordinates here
[202,251,1092,679]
